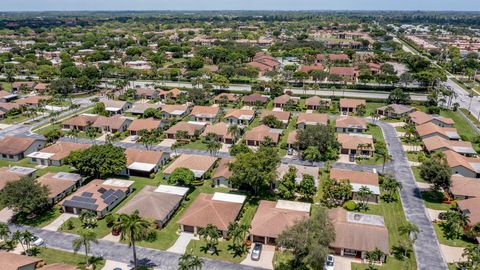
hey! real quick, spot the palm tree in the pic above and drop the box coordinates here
[206,139,221,156]
[384,106,395,119]
[171,141,182,156]
[227,124,241,143]
[227,222,251,256]
[380,175,402,202]
[12,231,26,253]
[79,210,98,229]
[176,130,189,141]
[404,122,417,142]
[0,223,10,242]
[399,222,420,244]
[198,224,220,254]
[113,210,151,269]
[72,229,98,267]
[66,128,80,142]
[178,250,204,270]
[21,230,34,253]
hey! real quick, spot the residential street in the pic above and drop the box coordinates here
[376,121,448,270]
[8,224,262,270]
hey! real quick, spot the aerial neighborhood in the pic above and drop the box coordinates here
[0,7,480,270]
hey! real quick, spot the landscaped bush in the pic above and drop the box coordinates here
[343,200,357,211]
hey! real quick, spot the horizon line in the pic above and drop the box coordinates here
[1,9,480,12]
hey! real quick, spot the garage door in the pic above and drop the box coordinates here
[64,206,74,214]
[183,225,195,233]
[252,235,265,243]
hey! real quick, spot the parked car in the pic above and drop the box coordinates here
[131,135,139,141]
[324,255,334,270]
[251,243,263,261]
[287,148,293,155]
[32,236,44,246]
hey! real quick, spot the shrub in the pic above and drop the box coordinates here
[343,200,357,211]
[145,229,158,242]
[104,213,118,228]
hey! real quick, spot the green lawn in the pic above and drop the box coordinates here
[181,140,209,150]
[278,116,297,157]
[1,82,12,91]
[36,247,105,269]
[440,110,479,143]
[351,194,417,270]
[433,223,476,248]
[0,113,30,124]
[365,102,386,116]
[59,217,111,238]
[13,206,62,228]
[411,167,426,183]
[460,108,480,129]
[421,190,452,211]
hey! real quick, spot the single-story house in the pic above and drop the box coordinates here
[126,103,162,115]
[160,104,190,119]
[335,116,368,133]
[450,175,480,200]
[244,125,281,146]
[243,93,269,106]
[92,115,132,133]
[276,164,319,187]
[11,81,37,92]
[249,200,311,245]
[224,109,255,127]
[0,166,37,192]
[127,118,164,135]
[123,148,170,176]
[328,208,389,261]
[214,93,238,104]
[0,90,18,103]
[287,130,298,150]
[0,252,42,270]
[330,168,380,203]
[0,136,46,161]
[457,197,480,226]
[37,172,84,204]
[272,94,299,108]
[337,133,374,157]
[14,95,50,108]
[163,154,217,179]
[330,67,357,81]
[202,122,236,144]
[134,88,159,100]
[260,110,291,128]
[117,185,189,227]
[305,96,331,110]
[62,114,99,131]
[376,104,415,118]
[61,178,134,217]
[159,88,183,101]
[296,112,328,129]
[416,123,460,140]
[177,192,246,237]
[165,121,207,140]
[102,100,132,115]
[28,141,91,166]
[212,158,234,187]
[189,105,221,122]
[339,98,366,114]
[422,136,477,156]
[443,150,480,178]
[407,111,454,127]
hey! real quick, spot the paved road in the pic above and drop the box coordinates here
[376,121,448,270]
[8,224,260,270]
[0,96,97,140]
[106,80,428,101]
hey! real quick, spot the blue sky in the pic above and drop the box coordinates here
[1,0,479,11]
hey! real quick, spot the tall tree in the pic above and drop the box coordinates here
[0,176,49,214]
[277,207,335,269]
[198,224,221,254]
[66,144,126,179]
[277,166,298,200]
[113,210,151,269]
[72,229,98,267]
[419,153,452,191]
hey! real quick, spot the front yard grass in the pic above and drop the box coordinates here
[180,139,208,150]
[411,167,426,183]
[36,247,105,269]
[13,205,62,228]
[433,223,475,248]
[59,217,111,238]
[421,190,452,211]
[440,110,479,143]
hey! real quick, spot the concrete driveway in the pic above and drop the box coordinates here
[102,260,132,270]
[440,244,467,263]
[42,213,76,231]
[241,244,275,270]
[158,138,176,147]
[333,255,358,270]
[0,208,14,223]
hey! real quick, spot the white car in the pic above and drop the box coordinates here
[32,236,45,246]
[324,255,334,270]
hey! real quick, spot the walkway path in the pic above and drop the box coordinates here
[376,121,448,270]
[167,232,198,254]
[8,224,260,270]
[42,213,75,231]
